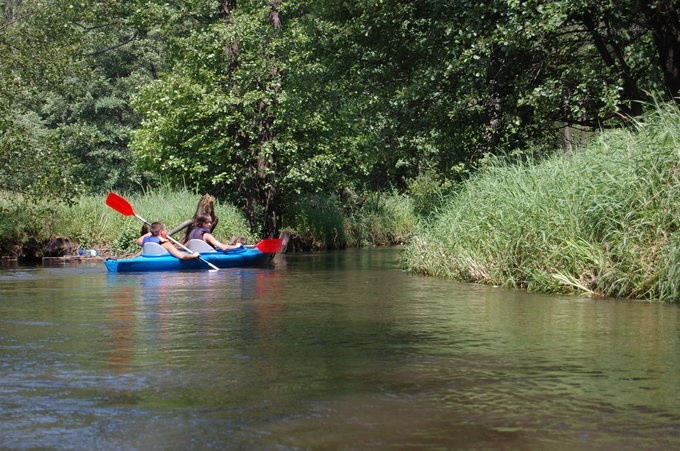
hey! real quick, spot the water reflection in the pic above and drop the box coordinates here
[106,286,135,372]
[0,250,678,449]
[101,268,288,373]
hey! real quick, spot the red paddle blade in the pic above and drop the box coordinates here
[105,192,135,216]
[255,238,282,253]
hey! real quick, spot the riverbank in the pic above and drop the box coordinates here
[0,188,416,260]
[0,188,255,260]
[402,103,680,302]
[3,103,678,302]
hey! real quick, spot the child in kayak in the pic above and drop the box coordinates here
[137,221,201,260]
[187,215,243,251]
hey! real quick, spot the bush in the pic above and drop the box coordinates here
[406,171,456,217]
[344,192,417,247]
[0,193,55,256]
[282,191,418,250]
[284,194,346,250]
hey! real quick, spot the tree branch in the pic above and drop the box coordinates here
[85,32,138,57]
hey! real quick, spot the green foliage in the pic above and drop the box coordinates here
[0,194,56,255]
[3,0,679,239]
[406,171,459,217]
[110,224,142,255]
[43,0,163,194]
[280,0,675,195]
[0,0,162,197]
[344,193,417,247]
[282,191,417,249]
[0,0,86,200]
[403,102,680,302]
[0,187,254,257]
[131,2,290,232]
[0,109,82,199]
[284,194,346,250]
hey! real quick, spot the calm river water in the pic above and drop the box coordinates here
[0,248,678,449]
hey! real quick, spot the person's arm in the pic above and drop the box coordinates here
[161,241,200,259]
[203,233,242,250]
[136,232,151,246]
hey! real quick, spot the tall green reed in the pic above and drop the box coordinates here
[283,194,347,249]
[1,187,253,256]
[344,192,416,247]
[282,192,417,250]
[403,102,680,302]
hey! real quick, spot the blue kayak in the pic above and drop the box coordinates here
[103,244,274,273]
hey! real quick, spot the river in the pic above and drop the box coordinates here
[0,248,678,449]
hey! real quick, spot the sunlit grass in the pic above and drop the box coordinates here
[403,102,680,302]
[1,187,254,255]
[344,192,416,247]
[282,192,418,250]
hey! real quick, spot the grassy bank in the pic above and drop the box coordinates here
[0,188,254,257]
[0,188,417,258]
[283,192,416,250]
[402,103,680,302]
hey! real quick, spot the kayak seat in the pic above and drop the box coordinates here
[142,242,170,256]
[186,239,216,253]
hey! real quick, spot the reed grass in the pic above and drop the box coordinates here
[283,194,347,249]
[344,192,416,247]
[2,186,418,256]
[282,191,417,249]
[0,187,254,255]
[402,102,680,302]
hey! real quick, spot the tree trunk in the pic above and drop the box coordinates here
[245,0,283,237]
[218,0,236,19]
[219,0,282,237]
[643,0,680,100]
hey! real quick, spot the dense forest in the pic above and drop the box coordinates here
[1,0,679,237]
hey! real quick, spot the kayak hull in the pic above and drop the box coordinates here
[103,247,274,272]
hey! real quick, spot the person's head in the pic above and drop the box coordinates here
[149,221,166,236]
[196,214,213,228]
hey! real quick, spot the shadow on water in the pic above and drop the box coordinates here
[0,248,678,449]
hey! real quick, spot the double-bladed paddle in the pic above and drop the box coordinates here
[105,192,221,271]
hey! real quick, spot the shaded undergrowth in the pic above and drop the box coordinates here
[281,192,417,251]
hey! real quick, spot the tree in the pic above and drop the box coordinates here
[40,0,164,193]
[0,0,83,198]
[133,0,288,234]
[131,0,680,235]
[645,0,680,98]
[293,0,680,184]
[0,0,161,197]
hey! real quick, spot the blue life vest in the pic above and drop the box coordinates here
[142,235,162,244]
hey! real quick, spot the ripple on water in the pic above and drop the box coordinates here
[0,251,679,449]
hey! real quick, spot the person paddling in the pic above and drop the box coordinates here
[137,221,201,260]
[187,214,243,251]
